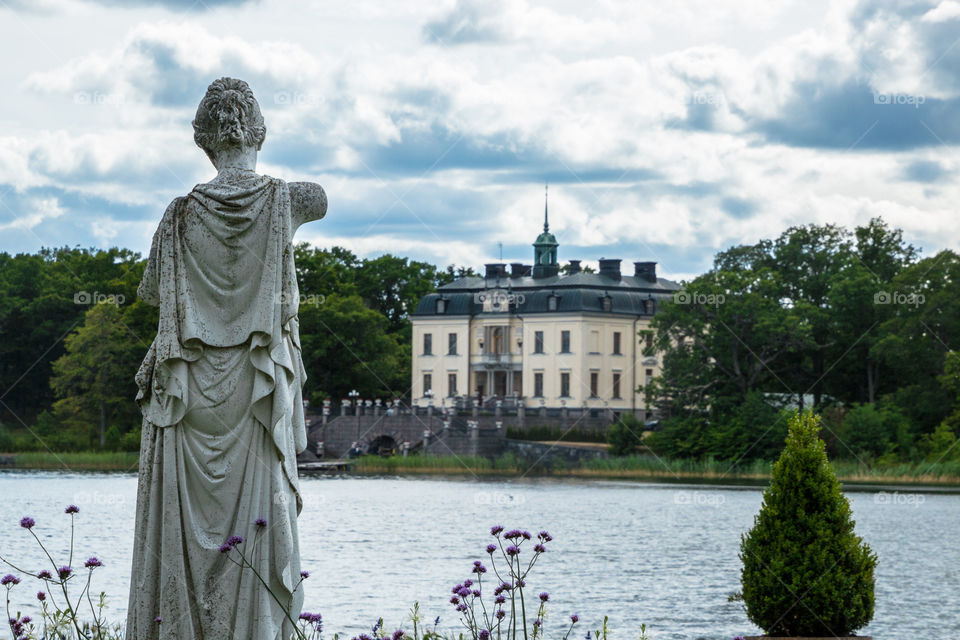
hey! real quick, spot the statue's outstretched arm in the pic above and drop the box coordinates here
[289,182,327,230]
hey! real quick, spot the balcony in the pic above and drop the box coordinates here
[473,352,522,370]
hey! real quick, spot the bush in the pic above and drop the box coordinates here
[739,411,877,636]
[606,414,644,456]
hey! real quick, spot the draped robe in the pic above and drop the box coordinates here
[126,172,307,640]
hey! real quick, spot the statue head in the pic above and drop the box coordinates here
[192,77,266,166]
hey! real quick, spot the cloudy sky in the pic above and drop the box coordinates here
[0,0,958,280]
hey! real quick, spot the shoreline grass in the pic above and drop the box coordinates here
[1,451,139,471]
[5,450,960,486]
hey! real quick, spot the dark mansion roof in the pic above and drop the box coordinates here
[413,260,681,318]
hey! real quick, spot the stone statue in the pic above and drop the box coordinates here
[126,77,326,639]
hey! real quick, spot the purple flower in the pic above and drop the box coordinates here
[733,637,744,640]
[1,574,19,586]
[485,544,497,554]
[521,531,531,540]
[299,612,323,625]
[226,535,244,547]
[504,529,522,540]
[392,630,404,640]
[472,562,487,574]
[300,570,310,579]
[84,557,103,569]
[479,630,490,640]
[506,545,519,556]
[36,591,45,602]
[515,579,525,588]
[534,544,546,553]
[255,518,267,528]
[155,617,162,624]
[538,531,552,542]
[36,570,52,580]
[495,610,506,620]
[472,589,481,597]
[19,517,35,530]
[533,619,542,628]
[456,604,468,613]
[570,614,579,624]
[450,596,460,605]
[490,525,504,536]
[452,583,463,594]
[457,587,471,598]
[463,579,473,588]
[20,616,31,625]
[495,595,506,605]
[219,543,233,553]
[65,505,79,514]
[57,566,72,580]
[434,617,440,626]
[539,592,549,602]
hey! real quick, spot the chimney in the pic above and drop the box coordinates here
[634,261,657,283]
[510,262,531,278]
[567,259,581,274]
[484,263,507,279]
[598,258,621,281]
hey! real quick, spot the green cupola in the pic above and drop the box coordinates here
[533,185,559,277]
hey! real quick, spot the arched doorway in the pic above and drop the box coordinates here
[367,435,398,457]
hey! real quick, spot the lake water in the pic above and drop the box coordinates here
[0,471,957,640]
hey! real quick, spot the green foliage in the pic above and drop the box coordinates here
[831,402,910,460]
[50,302,145,448]
[606,414,644,456]
[740,411,877,636]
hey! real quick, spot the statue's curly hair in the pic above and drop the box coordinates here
[192,77,266,159]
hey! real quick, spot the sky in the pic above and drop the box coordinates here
[0,0,958,280]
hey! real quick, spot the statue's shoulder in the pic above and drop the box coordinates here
[288,181,327,227]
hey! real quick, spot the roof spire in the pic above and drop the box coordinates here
[543,183,549,233]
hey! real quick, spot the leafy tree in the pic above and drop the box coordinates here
[297,294,405,401]
[50,302,144,447]
[606,413,644,455]
[740,411,877,636]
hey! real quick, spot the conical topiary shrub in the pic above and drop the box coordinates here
[739,410,877,637]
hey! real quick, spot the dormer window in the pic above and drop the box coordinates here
[547,294,559,311]
[601,294,612,312]
[644,298,655,314]
[436,298,447,314]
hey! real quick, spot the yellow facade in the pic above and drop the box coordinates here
[411,311,663,416]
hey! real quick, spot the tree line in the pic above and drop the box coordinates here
[0,245,472,451]
[644,218,960,465]
[1,217,958,464]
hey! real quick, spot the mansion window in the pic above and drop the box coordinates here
[590,371,599,397]
[613,331,622,355]
[560,372,571,397]
[436,298,446,313]
[448,373,457,396]
[448,333,458,355]
[548,294,559,311]
[645,368,654,385]
[601,295,612,311]
[588,330,600,354]
[534,372,544,397]
[560,330,571,353]
[534,331,544,354]
[612,372,622,399]
[423,373,432,393]
[645,333,653,350]
[423,333,433,355]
